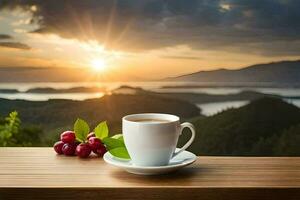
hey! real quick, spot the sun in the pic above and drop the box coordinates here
[90,59,107,71]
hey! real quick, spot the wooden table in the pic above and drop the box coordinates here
[0,148,300,200]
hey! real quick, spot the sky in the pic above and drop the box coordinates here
[0,0,299,80]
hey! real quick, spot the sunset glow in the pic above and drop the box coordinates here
[91,59,107,72]
[0,1,299,81]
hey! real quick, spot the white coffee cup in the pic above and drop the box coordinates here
[122,113,196,166]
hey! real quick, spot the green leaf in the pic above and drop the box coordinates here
[0,111,20,147]
[111,134,124,141]
[74,118,90,142]
[102,137,125,150]
[109,147,130,159]
[94,121,109,139]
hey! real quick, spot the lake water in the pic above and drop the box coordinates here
[1,82,300,116]
[196,101,249,116]
[196,99,300,116]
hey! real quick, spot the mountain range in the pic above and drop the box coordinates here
[166,60,300,85]
[0,60,299,83]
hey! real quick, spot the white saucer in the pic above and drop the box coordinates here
[103,148,197,175]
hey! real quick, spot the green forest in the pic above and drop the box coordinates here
[1,89,300,156]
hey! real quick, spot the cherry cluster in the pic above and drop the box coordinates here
[53,131,107,158]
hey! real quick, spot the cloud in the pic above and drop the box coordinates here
[0,34,12,39]
[0,42,31,50]
[161,55,202,60]
[0,0,299,56]
[0,33,30,50]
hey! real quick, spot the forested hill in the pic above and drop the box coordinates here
[179,97,300,156]
[1,91,300,156]
[0,93,200,133]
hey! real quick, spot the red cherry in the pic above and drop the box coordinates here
[60,131,76,143]
[76,143,91,158]
[88,137,102,151]
[53,141,64,154]
[73,142,81,155]
[62,143,76,156]
[94,143,107,157]
[74,141,80,147]
[87,132,96,140]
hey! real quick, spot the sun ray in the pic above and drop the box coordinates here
[90,58,107,71]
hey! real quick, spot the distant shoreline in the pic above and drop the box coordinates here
[1,82,300,95]
[160,83,300,89]
[1,85,299,103]
[0,86,106,94]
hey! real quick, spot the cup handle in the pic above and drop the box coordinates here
[172,122,196,158]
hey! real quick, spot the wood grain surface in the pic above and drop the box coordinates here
[0,147,300,200]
